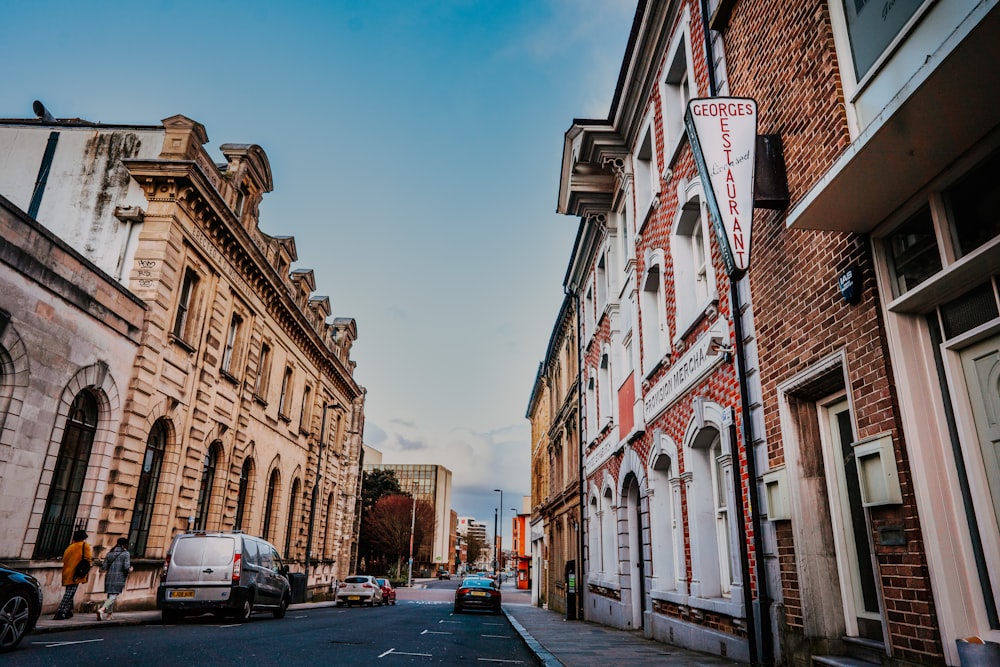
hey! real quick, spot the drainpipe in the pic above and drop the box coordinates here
[573,286,586,623]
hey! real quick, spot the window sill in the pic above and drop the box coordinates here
[587,573,620,591]
[220,369,240,385]
[687,593,744,618]
[279,414,291,424]
[253,394,268,407]
[169,333,196,354]
[650,588,687,606]
[674,295,720,343]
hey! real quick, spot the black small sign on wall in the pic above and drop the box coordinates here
[839,265,861,304]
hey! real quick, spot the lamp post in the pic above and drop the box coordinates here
[493,488,502,578]
[305,403,340,583]
[407,484,417,587]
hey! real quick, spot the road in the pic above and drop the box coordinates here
[7,579,539,666]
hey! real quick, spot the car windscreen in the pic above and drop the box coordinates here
[462,578,495,589]
[173,536,235,567]
[344,576,368,584]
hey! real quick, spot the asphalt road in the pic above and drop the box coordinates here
[8,588,539,666]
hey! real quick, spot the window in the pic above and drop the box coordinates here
[662,33,692,154]
[601,487,616,577]
[278,366,293,418]
[221,313,243,374]
[299,385,312,433]
[649,439,680,593]
[254,343,272,399]
[263,469,280,542]
[672,194,715,330]
[599,349,612,427]
[129,419,168,556]
[322,489,337,559]
[585,282,596,340]
[840,0,926,80]
[173,269,199,341]
[596,252,608,314]
[35,391,98,558]
[688,427,736,600]
[586,369,597,441]
[588,496,602,574]
[285,478,301,559]
[947,152,1000,258]
[634,126,658,221]
[234,457,254,532]
[886,207,940,295]
[194,442,221,531]
[640,255,669,374]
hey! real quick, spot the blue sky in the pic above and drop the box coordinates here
[2,0,635,546]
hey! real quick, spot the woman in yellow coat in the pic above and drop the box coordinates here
[53,529,92,620]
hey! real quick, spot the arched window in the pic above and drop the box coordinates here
[688,427,735,599]
[323,489,336,560]
[35,391,98,558]
[195,442,221,531]
[588,495,602,575]
[263,469,281,542]
[129,419,167,556]
[285,478,301,559]
[234,457,254,531]
[601,487,617,578]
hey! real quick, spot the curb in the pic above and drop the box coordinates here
[502,607,564,667]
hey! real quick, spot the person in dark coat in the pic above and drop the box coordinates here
[98,537,132,620]
[53,529,91,620]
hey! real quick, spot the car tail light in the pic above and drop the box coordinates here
[457,587,469,596]
[232,552,242,583]
[362,583,372,588]
[161,554,171,580]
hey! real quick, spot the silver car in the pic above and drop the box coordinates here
[336,575,383,607]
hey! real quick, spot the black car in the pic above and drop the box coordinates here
[454,577,501,615]
[0,563,43,652]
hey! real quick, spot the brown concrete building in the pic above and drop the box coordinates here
[0,109,365,610]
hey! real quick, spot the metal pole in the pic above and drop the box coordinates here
[493,489,502,578]
[408,488,416,586]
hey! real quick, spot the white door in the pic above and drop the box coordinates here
[960,336,1000,568]
[821,398,884,641]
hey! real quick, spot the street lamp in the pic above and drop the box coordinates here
[407,483,417,587]
[493,488,502,578]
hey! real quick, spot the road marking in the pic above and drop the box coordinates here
[481,634,513,639]
[438,619,460,624]
[420,629,453,635]
[477,660,525,664]
[217,623,242,628]
[378,648,433,658]
[39,639,105,648]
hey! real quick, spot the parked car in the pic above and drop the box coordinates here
[374,578,396,605]
[157,531,291,623]
[454,577,501,615]
[0,563,42,653]
[437,568,451,580]
[336,575,383,607]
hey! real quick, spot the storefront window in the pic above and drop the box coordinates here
[842,0,926,79]
[947,152,1000,258]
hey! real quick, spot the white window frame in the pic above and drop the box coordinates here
[671,181,718,337]
[641,249,670,376]
[660,7,696,162]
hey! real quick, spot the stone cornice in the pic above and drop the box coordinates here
[124,158,362,399]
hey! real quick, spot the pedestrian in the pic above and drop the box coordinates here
[97,537,132,621]
[53,529,92,620]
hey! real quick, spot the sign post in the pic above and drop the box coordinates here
[684,98,758,275]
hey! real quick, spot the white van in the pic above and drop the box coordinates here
[156,531,291,622]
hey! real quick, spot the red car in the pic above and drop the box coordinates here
[374,578,396,605]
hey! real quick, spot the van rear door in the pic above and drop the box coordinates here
[165,535,236,601]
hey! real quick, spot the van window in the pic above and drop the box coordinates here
[243,538,260,566]
[173,536,235,567]
[259,543,274,570]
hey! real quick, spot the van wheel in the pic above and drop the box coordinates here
[234,597,253,622]
[273,595,289,619]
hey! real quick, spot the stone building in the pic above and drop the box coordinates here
[526,355,551,608]
[0,193,146,600]
[0,108,365,610]
[527,294,581,616]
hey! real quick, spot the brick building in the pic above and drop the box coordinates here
[548,1,1000,666]
[0,108,366,610]
[554,1,766,661]
[527,294,581,616]
[716,1,1000,665]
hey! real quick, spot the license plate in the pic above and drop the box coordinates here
[471,591,487,597]
[348,595,360,601]
[169,590,195,599]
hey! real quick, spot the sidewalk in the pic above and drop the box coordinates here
[503,599,743,667]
